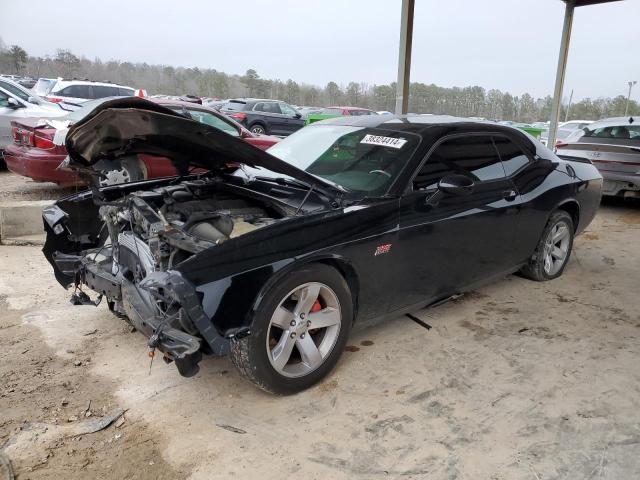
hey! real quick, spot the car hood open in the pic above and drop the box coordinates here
[64,97,341,198]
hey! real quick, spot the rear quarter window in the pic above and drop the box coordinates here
[223,101,247,111]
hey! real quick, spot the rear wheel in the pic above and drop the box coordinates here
[520,210,574,281]
[249,124,267,135]
[95,157,143,186]
[230,263,352,394]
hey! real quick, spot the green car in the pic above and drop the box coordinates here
[305,106,377,126]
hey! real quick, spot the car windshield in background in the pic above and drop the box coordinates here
[252,125,420,195]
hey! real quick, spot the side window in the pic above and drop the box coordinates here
[253,102,266,112]
[492,136,530,176]
[91,85,120,98]
[264,102,282,114]
[0,81,29,101]
[186,109,239,136]
[58,85,91,99]
[415,135,505,190]
[0,90,10,107]
[279,103,297,116]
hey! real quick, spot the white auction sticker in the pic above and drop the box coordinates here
[360,134,407,149]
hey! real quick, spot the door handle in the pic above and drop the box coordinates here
[502,190,517,201]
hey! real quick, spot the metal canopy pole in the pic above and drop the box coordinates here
[395,0,415,115]
[548,0,575,147]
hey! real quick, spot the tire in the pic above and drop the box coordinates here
[520,210,574,281]
[249,124,267,135]
[230,263,353,394]
[95,157,143,186]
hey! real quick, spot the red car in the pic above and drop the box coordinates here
[5,98,280,186]
[322,106,376,116]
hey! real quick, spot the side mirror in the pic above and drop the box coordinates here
[424,174,475,207]
[438,174,475,196]
[7,97,24,109]
[293,113,302,119]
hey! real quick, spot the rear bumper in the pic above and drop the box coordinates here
[4,146,83,185]
[599,171,640,196]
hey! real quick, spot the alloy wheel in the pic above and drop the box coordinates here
[266,282,341,378]
[542,222,570,275]
[99,165,132,186]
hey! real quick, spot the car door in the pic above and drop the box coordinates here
[264,102,290,135]
[391,133,521,310]
[0,90,16,148]
[278,102,304,134]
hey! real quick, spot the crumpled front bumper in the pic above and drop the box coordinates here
[43,203,229,377]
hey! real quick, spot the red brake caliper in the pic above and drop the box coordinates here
[310,299,322,313]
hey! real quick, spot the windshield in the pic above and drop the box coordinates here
[245,125,420,196]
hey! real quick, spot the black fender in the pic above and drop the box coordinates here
[195,252,361,339]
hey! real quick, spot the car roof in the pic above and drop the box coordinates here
[54,79,134,89]
[327,106,373,111]
[582,117,637,129]
[227,98,283,103]
[150,97,222,110]
[314,114,490,130]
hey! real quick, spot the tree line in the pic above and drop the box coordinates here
[1,39,637,122]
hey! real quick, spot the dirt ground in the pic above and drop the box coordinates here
[1,198,639,479]
[0,170,77,202]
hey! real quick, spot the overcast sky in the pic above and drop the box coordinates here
[1,0,638,100]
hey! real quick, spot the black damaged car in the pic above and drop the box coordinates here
[43,98,602,394]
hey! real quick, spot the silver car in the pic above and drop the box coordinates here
[556,117,640,198]
[0,78,66,152]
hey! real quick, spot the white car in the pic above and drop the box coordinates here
[560,120,593,130]
[0,78,66,151]
[41,78,137,105]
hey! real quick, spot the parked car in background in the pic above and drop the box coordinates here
[204,99,226,110]
[296,106,323,119]
[0,78,66,157]
[43,105,602,393]
[560,120,593,130]
[220,98,304,136]
[1,75,36,89]
[305,106,376,125]
[5,97,280,185]
[540,127,577,147]
[531,122,549,129]
[40,78,137,104]
[556,116,639,198]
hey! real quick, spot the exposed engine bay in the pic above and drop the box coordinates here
[97,178,285,279]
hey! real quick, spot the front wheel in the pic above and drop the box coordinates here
[520,210,574,281]
[230,263,353,394]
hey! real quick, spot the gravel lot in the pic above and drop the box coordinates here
[1,199,639,479]
[0,171,78,202]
